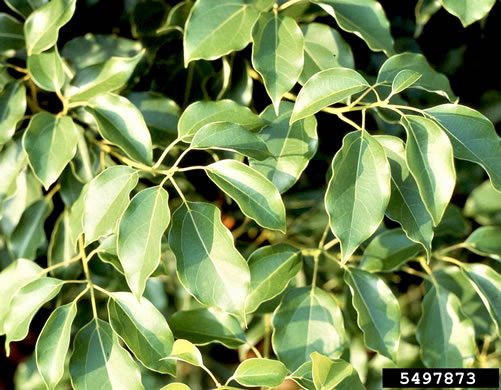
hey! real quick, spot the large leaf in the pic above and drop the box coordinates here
[325,130,391,262]
[183,0,259,65]
[177,99,265,142]
[312,0,394,55]
[464,226,501,260]
[206,160,286,233]
[232,358,288,388]
[441,0,496,27]
[27,46,65,92]
[86,93,153,165]
[310,352,364,390]
[69,319,144,390]
[117,186,170,298]
[345,268,401,361]
[291,67,369,123]
[251,12,304,112]
[401,115,456,226]
[272,287,345,372]
[416,284,476,367]
[108,292,175,375]
[0,81,26,145]
[246,243,301,314]
[426,104,501,191]
[0,13,25,54]
[83,166,139,246]
[36,302,77,390]
[375,135,434,256]
[0,136,27,214]
[168,201,250,317]
[249,102,318,193]
[23,113,78,189]
[168,308,246,348]
[24,0,76,55]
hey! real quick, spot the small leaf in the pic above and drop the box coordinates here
[0,13,25,54]
[0,136,27,214]
[311,352,364,390]
[36,302,77,390]
[441,0,495,27]
[290,362,315,390]
[48,210,81,279]
[164,339,203,367]
[27,46,65,92]
[391,69,422,95]
[291,67,369,124]
[464,180,501,225]
[83,166,139,246]
[0,81,26,145]
[23,113,79,189]
[160,384,190,390]
[232,358,288,388]
[206,160,286,233]
[464,226,501,260]
[97,235,124,274]
[70,319,144,390]
[325,130,391,262]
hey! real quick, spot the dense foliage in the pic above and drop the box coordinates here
[1,0,501,389]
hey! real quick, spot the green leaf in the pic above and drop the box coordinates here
[160,384,190,390]
[402,115,456,226]
[0,136,27,214]
[24,0,76,55]
[312,0,394,55]
[70,319,144,390]
[117,186,170,298]
[311,352,363,390]
[441,0,496,27]
[299,23,354,85]
[325,130,391,262]
[183,0,259,66]
[426,104,501,192]
[164,339,203,367]
[249,102,318,193]
[168,201,250,317]
[97,235,124,274]
[0,13,25,54]
[416,284,476,367]
[83,166,139,246]
[0,81,26,145]
[377,53,456,101]
[464,226,501,260]
[191,122,271,160]
[0,259,42,335]
[291,68,369,124]
[251,12,304,112]
[48,210,80,279]
[360,229,422,272]
[70,125,99,184]
[27,46,65,92]
[108,292,175,375]
[272,287,346,372]
[68,51,144,103]
[23,113,79,190]
[290,362,315,390]
[4,0,36,18]
[464,180,501,225]
[86,93,153,165]
[206,160,286,233]
[246,243,301,314]
[391,69,422,95]
[232,358,288,388]
[178,99,265,142]
[375,135,434,257]
[68,183,88,249]
[156,0,193,34]
[35,302,77,390]
[168,308,246,348]
[345,268,401,361]
[4,277,63,355]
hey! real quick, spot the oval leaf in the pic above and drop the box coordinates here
[464,226,501,260]
[233,358,288,388]
[0,13,25,54]
[0,136,27,213]
[48,210,81,279]
[311,352,363,390]
[391,69,422,95]
[164,339,203,367]
[0,81,26,145]
[27,46,65,92]
[441,0,495,27]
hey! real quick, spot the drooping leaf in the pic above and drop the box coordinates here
[0,13,25,54]
[325,130,391,262]
[0,81,26,145]
[401,115,456,226]
[83,166,139,246]
[251,12,304,112]
[391,69,422,95]
[164,339,203,367]
[291,67,369,123]
[464,226,501,260]
[70,319,144,390]
[48,210,81,279]
[310,352,364,390]
[183,0,259,66]
[464,180,501,225]
[206,160,286,233]
[441,0,496,27]
[24,0,76,55]
[108,292,175,375]
[232,358,288,388]
[272,287,346,372]
[249,102,318,193]
[168,201,250,317]
[36,302,77,390]
[0,136,27,214]
[27,46,65,92]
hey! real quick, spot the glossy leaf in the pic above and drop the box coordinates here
[0,136,27,214]
[97,235,124,274]
[311,352,364,390]
[232,358,288,387]
[325,130,391,262]
[23,113,78,189]
[108,292,175,375]
[251,12,304,112]
[36,302,77,390]
[291,362,315,390]
[272,287,346,371]
[402,115,456,226]
[168,201,250,317]
[249,102,318,193]
[183,0,259,66]
[117,186,170,298]
[164,339,203,367]
[27,46,65,92]
[441,0,496,27]
[70,319,144,390]
[24,0,76,55]
[0,81,26,145]
[391,69,422,95]
[4,0,38,18]
[160,384,190,390]
[0,13,25,53]
[291,68,369,124]
[83,166,139,246]
[464,226,501,260]
[464,180,501,225]
[48,210,80,279]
